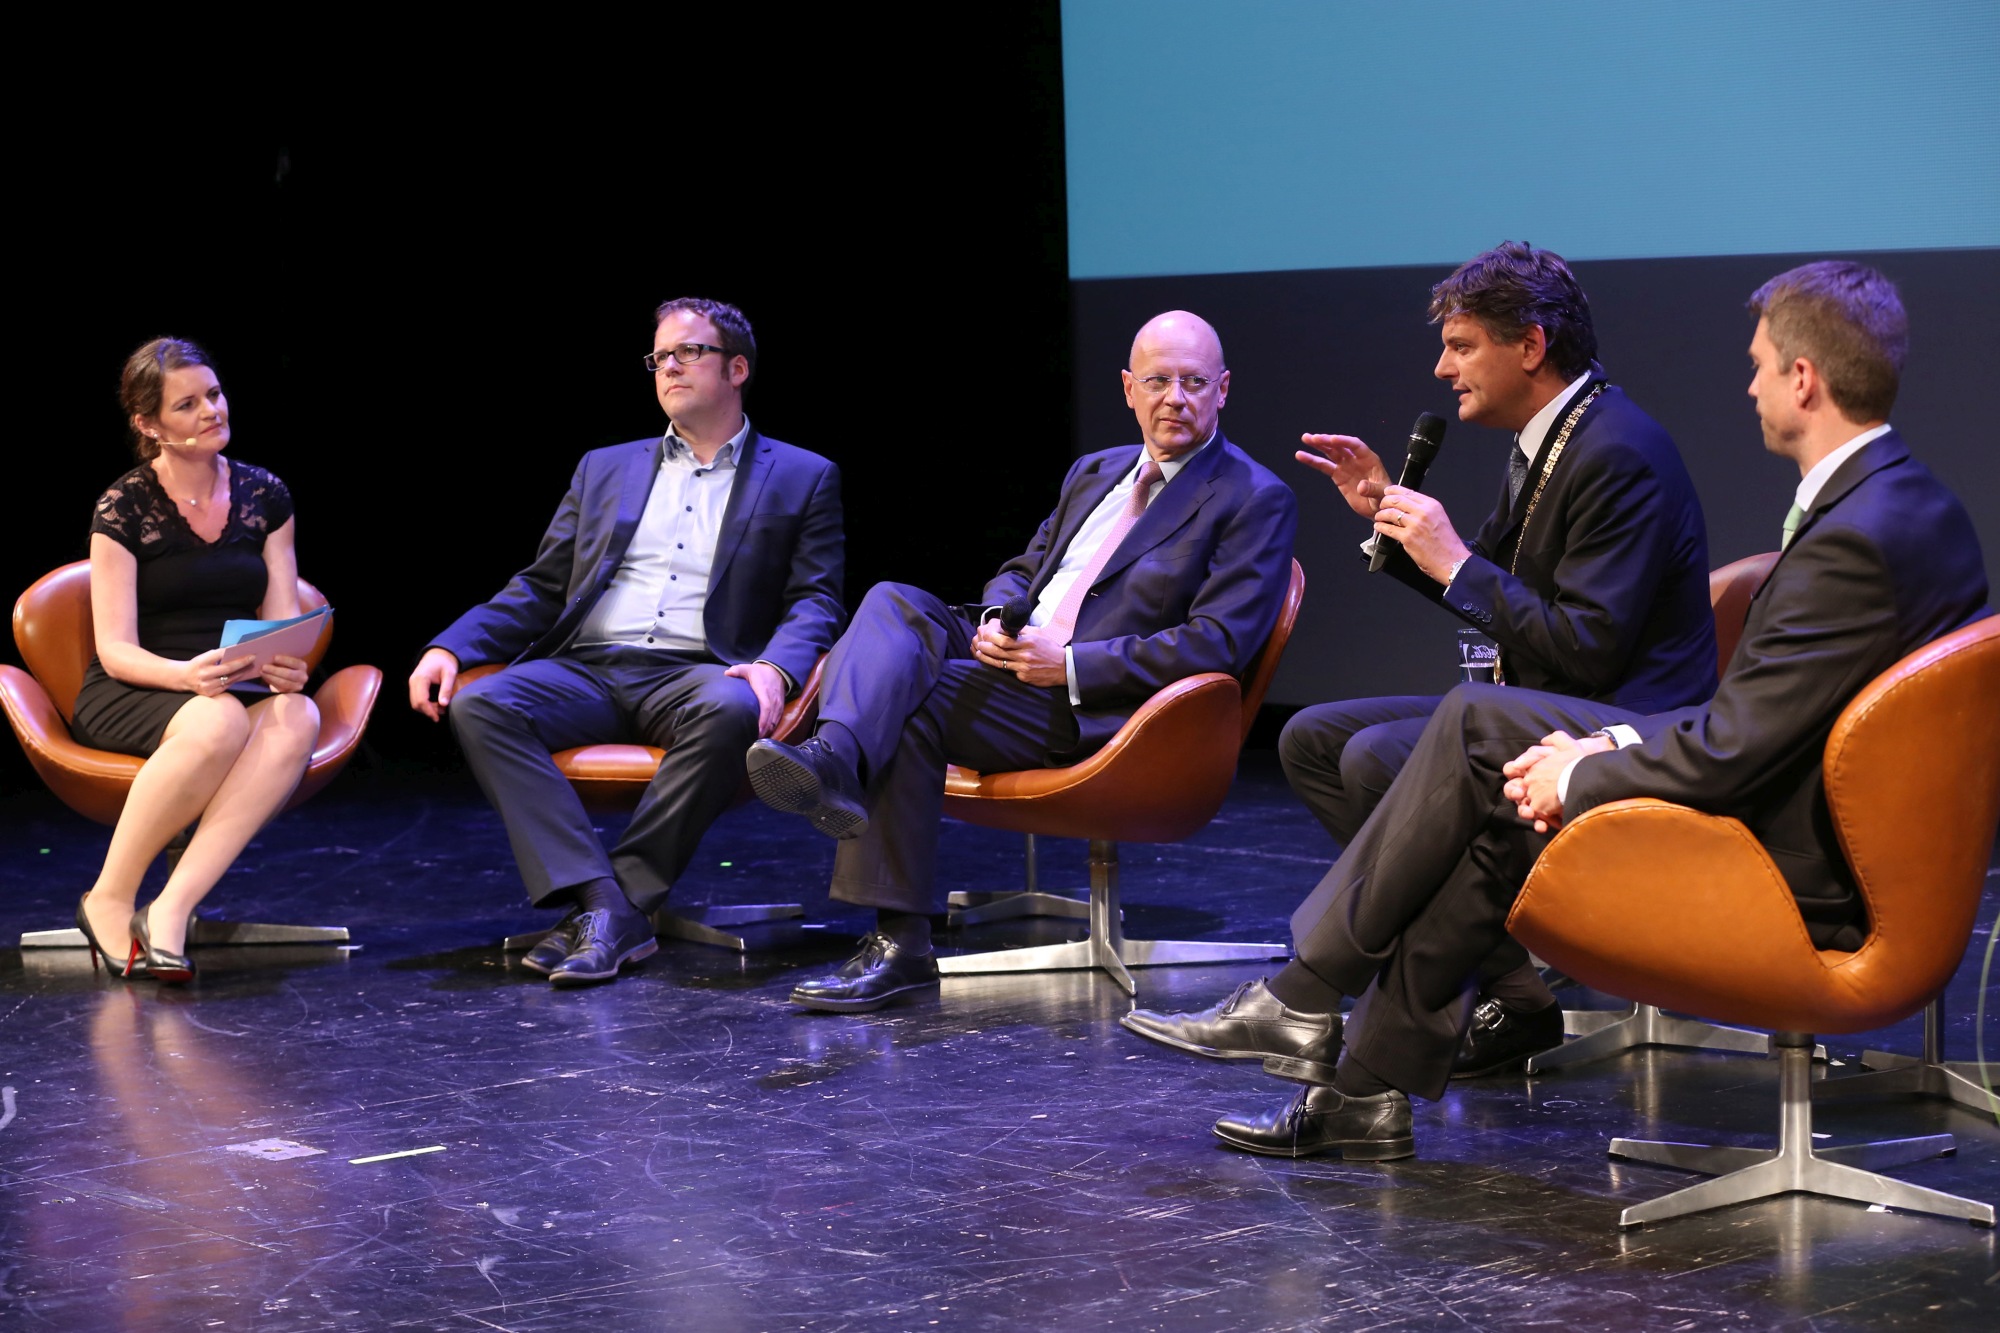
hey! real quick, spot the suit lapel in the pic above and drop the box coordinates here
[1089,434,1228,588]
[1756,431,1909,596]
[711,428,772,585]
[596,438,664,580]
[1489,370,1608,553]
[1031,449,1137,597]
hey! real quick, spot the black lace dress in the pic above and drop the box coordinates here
[70,461,295,757]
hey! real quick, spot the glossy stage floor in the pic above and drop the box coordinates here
[2,754,1996,1331]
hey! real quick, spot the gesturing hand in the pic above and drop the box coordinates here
[1296,433,1391,520]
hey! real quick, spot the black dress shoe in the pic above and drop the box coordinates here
[1213,1085,1414,1160]
[520,910,584,976]
[1121,979,1341,1066]
[549,909,659,987]
[1451,997,1565,1078]
[790,932,939,1013]
[746,737,869,839]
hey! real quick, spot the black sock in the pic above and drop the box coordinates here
[573,877,640,922]
[1332,1056,1393,1099]
[1266,960,1342,1014]
[877,909,932,954]
[1482,961,1558,1012]
[814,721,868,785]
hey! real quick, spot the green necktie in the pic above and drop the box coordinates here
[1781,503,1805,550]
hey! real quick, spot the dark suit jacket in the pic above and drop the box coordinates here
[1568,431,1990,947]
[1384,373,1717,712]
[982,433,1298,751]
[431,429,845,690]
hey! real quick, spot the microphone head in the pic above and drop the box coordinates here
[1407,411,1447,466]
[998,595,1034,637]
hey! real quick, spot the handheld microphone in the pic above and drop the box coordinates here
[997,595,1034,637]
[1367,412,1449,572]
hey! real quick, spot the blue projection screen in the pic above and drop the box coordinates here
[1062,0,1999,278]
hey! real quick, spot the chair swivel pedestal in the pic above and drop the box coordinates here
[1526,1004,1824,1073]
[1607,1032,1991,1228]
[938,837,1285,996]
[1812,997,2000,1120]
[947,835,1091,926]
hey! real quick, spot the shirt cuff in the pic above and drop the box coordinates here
[1556,727,1640,804]
[1065,646,1081,707]
[1599,724,1642,749]
[1555,753,1588,806]
[751,658,796,694]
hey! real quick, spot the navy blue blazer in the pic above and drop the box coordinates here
[430,429,845,691]
[1384,373,1718,713]
[983,433,1299,751]
[1570,432,1990,946]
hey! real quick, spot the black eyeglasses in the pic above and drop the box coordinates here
[643,343,731,373]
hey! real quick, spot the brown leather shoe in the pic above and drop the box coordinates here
[1213,1085,1414,1160]
[1120,979,1340,1065]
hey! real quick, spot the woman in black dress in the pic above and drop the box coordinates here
[71,337,320,983]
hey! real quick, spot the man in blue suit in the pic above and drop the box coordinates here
[747,310,1299,1012]
[408,297,845,987]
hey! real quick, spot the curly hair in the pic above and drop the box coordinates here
[1427,242,1598,380]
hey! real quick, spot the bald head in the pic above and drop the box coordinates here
[1122,310,1230,461]
[1130,310,1225,369]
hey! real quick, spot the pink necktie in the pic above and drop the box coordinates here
[1047,460,1162,645]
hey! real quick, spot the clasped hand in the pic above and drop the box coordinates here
[972,617,1066,688]
[1500,730,1615,833]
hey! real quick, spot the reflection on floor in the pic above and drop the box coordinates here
[1,754,1995,1331]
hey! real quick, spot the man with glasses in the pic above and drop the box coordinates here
[407,297,844,986]
[746,309,1297,1012]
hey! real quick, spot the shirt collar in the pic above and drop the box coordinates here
[663,415,752,468]
[1795,423,1892,513]
[1516,369,1597,463]
[1135,430,1215,486]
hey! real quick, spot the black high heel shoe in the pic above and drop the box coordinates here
[131,905,195,984]
[75,893,143,979]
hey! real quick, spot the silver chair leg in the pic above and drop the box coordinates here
[652,903,803,952]
[948,835,1093,925]
[939,839,1287,997]
[22,919,351,949]
[1813,999,2000,1121]
[1608,1034,1993,1228]
[1527,1004,1823,1073]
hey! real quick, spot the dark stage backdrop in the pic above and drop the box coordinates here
[4,15,1073,795]
[1072,247,2000,709]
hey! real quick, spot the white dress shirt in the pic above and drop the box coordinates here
[574,416,752,653]
[998,435,1212,704]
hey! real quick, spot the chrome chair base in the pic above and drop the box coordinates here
[938,838,1286,996]
[947,835,1093,926]
[1608,1035,1993,1228]
[1527,1003,1824,1073]
[1812,999,1999,1121]
[22,919,350,949]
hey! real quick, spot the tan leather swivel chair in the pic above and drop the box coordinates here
[1508,616,2000,1227]
[935,560,1305,995]
[457,657,825,951]
[1,560,382,949]
[1526,552,1823,1071]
